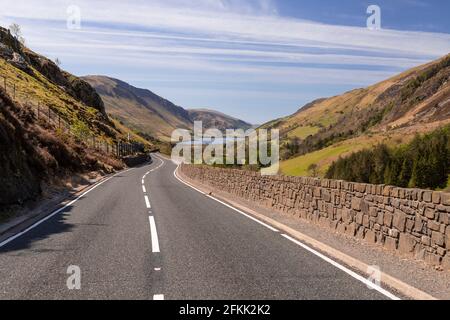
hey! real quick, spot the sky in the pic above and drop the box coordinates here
[0,0,449,124]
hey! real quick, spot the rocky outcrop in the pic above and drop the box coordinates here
[0,26,107,118]
[180,164,450,271]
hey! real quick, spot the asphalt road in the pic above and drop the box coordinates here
[0,154,396,300]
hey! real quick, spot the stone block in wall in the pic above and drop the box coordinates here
[398,234,416,257]
[384,237,398,251]
[437,247,446,257]
[346,222,357,237]
[431,231,445,247]
[356,212,363,225]
[446,226,450,250]
[384,212,393,227]
[365,229,376,244]
[428,220,440,232]
[424,207,435,219]
[423,191,432,203]
[393,210,406,232]
[432,192,441,204]
[351,197,362,211]
[441,193,450,206]
[336,222,346,234]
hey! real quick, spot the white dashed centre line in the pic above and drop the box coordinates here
[142,185,147,193]
[153,294,164,300]
[149,216,160,253]
[144,195,151,209]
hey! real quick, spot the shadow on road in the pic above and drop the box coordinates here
[0,203,77,254]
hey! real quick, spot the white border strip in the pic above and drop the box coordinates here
[0,169,133,248]
[174,166,278,232]
[282,234,400,300]
[174,164,401,301]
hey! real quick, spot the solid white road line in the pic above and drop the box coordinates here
[149,216,160,253]
[144,195,152,209]
[153,294,164,300]
[174,165,400,300]
[281,234,400,300]
[142,185,147,193]
[142,179,145,185]
[0,168,134,248]
[174,166,279,232]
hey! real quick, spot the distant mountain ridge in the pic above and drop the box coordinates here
[188,108,253,131]
[84,76,253,141]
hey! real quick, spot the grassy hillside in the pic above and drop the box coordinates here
[83,76,192,142]
[188,108,253,131]
[272,54,450,177]
[0,28,151,148]
[0,25,152,209]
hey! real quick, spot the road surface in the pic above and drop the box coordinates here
[0,154,397,300]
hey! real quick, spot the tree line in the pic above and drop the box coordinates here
[325,125,450,190]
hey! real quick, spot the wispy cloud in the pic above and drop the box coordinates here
[0,0,448,122]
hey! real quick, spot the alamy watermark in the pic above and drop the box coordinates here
[66,265,81,290]
[171,121,280,176]
[67,5,82,30]
[367,5,381,30]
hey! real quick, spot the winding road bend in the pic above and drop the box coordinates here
[0,154,398,300]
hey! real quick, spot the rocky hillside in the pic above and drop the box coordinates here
[0,25,150,209]
[264,53,450,177]
[188,108,253,131]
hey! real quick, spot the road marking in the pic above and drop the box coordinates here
[0,168,134,248]
[281,234,400,300]
[153,294,164,300]
[154,268,161,271]
[174,166,279,232]
[149,216,160,253]
[142,185,147,193]
[205,194,279,232]
[142,179,145,185]
[149,155,165,172]
[144,195,152,209]
[174,165,401,300]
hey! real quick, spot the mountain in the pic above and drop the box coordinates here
[263,53,450,177]
[83,76,192,142]
[0,26,148,208]
[188,108,253,131]
[84,76,254,141]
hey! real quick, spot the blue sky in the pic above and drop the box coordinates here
[1,0,449,124]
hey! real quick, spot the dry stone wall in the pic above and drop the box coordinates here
[180,164,450,270]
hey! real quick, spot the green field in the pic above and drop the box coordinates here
[287,126,321,139]
[280,141,366,176]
